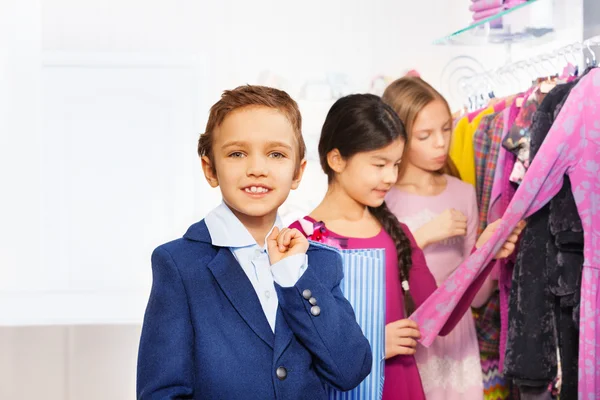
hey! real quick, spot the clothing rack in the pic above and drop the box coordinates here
[460,35,600,108]
[425,59,600,399]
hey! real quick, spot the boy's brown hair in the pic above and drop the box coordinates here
[198,85,306,174]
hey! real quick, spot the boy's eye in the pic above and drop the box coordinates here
[374,164,385,168]
[228,151,245,158]
[269,152,286,159]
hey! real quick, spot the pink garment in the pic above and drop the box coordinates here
[504,0,528,6]
[410,68,600,398]
[466,102,504,122]
[494,99,507,112]
[488,96,522,372]
[487,99,520,223]
[404,69,421,78]
[473,7,504,20]
[386,175,484,400]
[467,108,484,122]
[470,0,504,12]
[472,0,527,22]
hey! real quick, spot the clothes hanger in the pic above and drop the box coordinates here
[584,39,597,67]
[504,64,522,95]
[535,54,558,93]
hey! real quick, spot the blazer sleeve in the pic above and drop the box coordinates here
[274,248,372,392]
[137,246,195,399]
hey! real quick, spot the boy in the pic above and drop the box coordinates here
[137,85,372,399]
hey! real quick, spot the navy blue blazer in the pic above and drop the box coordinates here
[137,220,372,399]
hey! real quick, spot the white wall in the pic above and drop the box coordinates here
[2,0,485,327]
[0,0,582,398]
[0,325,141,400]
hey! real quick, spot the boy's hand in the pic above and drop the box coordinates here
[267,227,309,265]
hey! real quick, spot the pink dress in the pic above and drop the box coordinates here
[410,68,600,399]
[290,216,487,399]
[386,175,484,400]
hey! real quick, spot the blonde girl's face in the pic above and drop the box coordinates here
[405,99,453,172]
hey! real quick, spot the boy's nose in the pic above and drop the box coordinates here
[246,156,268,177]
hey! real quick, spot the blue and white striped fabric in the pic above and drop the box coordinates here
[329,248,386,400]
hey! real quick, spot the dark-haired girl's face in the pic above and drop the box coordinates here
[331,138,405,208]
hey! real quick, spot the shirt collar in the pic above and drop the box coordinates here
[205,202,283,248]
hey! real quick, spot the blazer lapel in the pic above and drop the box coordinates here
[273,307,293,363]
[207,247,274,349]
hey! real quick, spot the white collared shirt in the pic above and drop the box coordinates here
[205,202,308,332]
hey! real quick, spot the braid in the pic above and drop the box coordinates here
[369,202,416,316]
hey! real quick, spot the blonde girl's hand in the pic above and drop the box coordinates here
[414,208,467,248]
[476,219,527,259]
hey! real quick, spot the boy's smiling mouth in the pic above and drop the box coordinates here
[242,184,272,196]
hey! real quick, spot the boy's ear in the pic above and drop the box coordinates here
[291,159,307,190]
[201,156,219,188]
[326,148,346,174]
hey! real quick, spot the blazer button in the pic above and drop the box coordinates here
[309,297,317,306]
[276,366,288,380]
[310,305,321,316]
[302,289,312,300]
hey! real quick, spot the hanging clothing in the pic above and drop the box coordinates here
[488,96,523,224]
[474,111,506,234]
[472,105,519,400]
[502,88,545,184]
[386,175,484,400]
[504,78,584,400]
[474,113,497,209]
[410,68,600,399]
[496,92,540,373]
[450,117,470,184]
[450,107,495,187]
[472,292,521,399]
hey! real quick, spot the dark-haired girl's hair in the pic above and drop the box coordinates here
[318,93,416,315]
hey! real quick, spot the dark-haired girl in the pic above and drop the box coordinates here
[289,94,523,400]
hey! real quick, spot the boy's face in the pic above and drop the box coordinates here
[202,106,306,226]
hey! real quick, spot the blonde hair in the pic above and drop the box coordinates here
[381,76,460,179]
